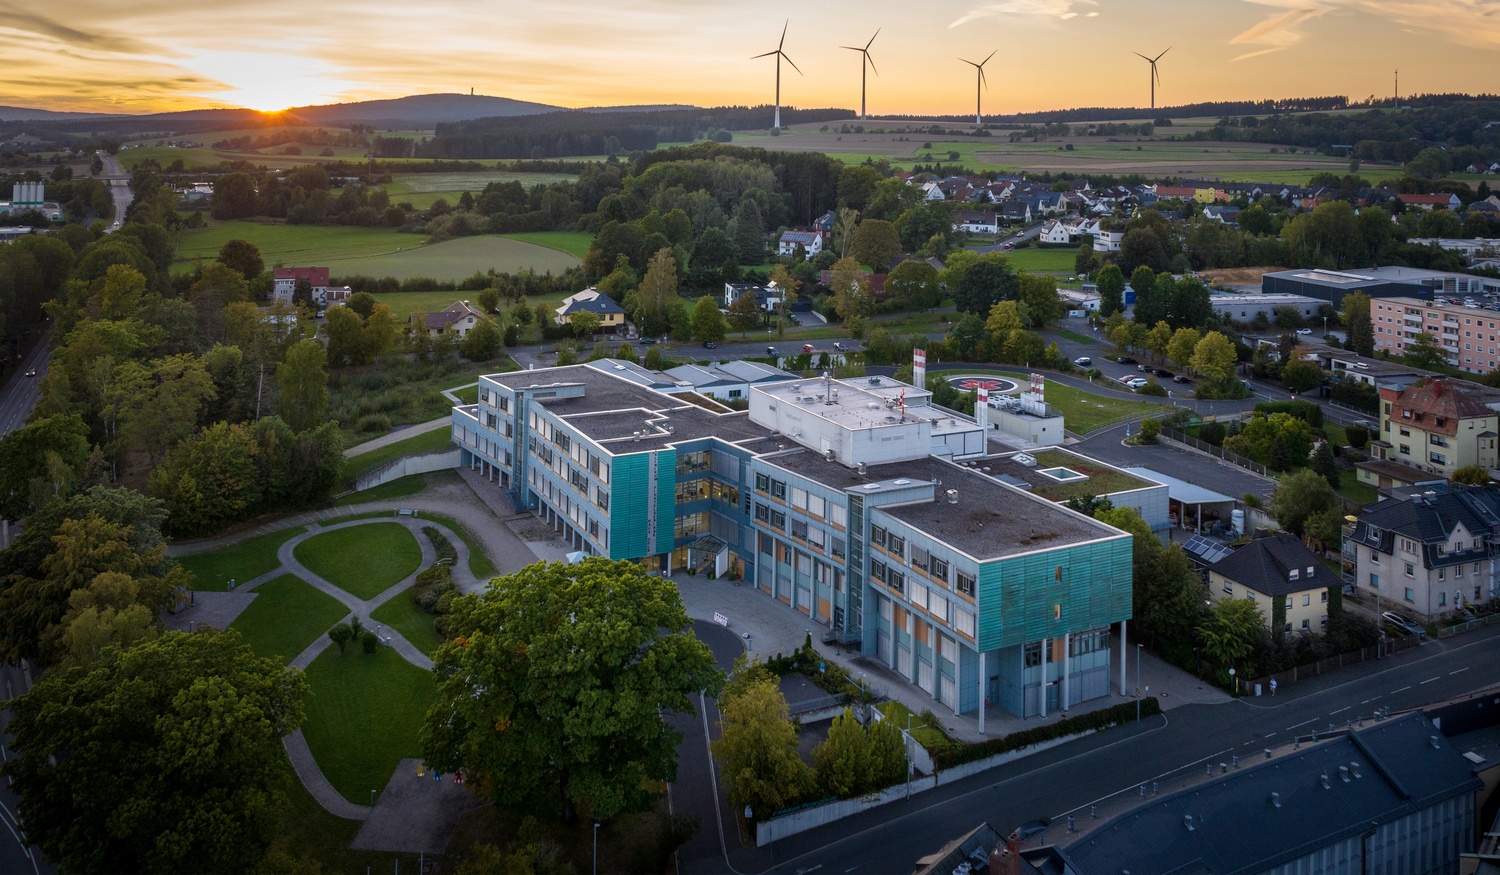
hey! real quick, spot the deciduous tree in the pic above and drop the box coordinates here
[1190,331,1238,383]
[691,295,726,343]
[1271,467,1340,538]
[422,559,721,821]
[276,339,328,432]
[714,658,814,818]
[216,238,264,281]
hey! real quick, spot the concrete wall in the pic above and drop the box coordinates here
[352,449,460,491]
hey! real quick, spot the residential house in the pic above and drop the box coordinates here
[419,300,486,339]
[723,281,785,313]
[1094,228,1124,252]
[813,211,836,245]
[1348,483,1500,621]
[451,364,1133,723]
[1398,193,1463,212]
[777,230,823,259]
[1153,185,1196,201]
[1208,532,1339,636]
[1038,219,1072,245]
[273,267,330,304]
[1370,378,1500,478]
[554,288,627,333]
[1202,205,1241,225]
[999,201,1032,225]
[818,269,887,300]
[952,211,1000,235]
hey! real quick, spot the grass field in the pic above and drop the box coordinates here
[174,221,414,269]
[293,523,423,600]
[370,591,444,658]
[334,470,457,507]
[228,574,349,664]
[326,235,580,282]
[367,289,481,320]
[342,426,455,483]
[301,646,436,804]
[1043,380,1168,433]
[1002,249,1078,273]
[178,528,300,591]
[500,231,595,259]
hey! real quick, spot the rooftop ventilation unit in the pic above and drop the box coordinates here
[1015,453,1037,467]
[947,489,958,504]
[1183,815,1195,832]
[1320,773,1331,790]
[857,463,867,476]
[1339,766,1350,783]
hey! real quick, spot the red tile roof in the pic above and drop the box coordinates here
[273,266,329,286]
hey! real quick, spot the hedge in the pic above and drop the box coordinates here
[933,698,1161,770]
[1255,399,1323,427]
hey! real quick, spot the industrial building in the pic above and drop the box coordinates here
[1262,266,1499,308]
[450,361,1135,724]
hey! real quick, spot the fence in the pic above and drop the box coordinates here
[351,448,461,492]
[1248,634,1422,693]
[1434,612,1500,638]
[1158,427,1269,477]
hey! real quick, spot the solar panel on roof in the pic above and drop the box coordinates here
[1183,534,1232,564]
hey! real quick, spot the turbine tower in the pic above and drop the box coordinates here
[959,51,996,126]
[1134,48,1170,110]
[841,30,880,121]
[753,21,802,130]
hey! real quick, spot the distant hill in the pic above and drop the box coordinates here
[0,105,119,122]
[287,93,565,126]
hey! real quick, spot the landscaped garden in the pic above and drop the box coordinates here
[370,591,444,658]
[299,646,437,804]
[178,528,300,591]
[293,523,423,600]
[228,574,350,664]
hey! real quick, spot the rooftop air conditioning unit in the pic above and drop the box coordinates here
[1015,453,1037,467]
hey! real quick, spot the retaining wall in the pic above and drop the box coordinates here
[353,449,461,491]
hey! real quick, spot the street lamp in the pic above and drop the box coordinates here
[593,821,600,875]
[1229,666,1238,696]
[1135,643,1143,722]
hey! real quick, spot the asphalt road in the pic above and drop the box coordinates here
[0,662,47,875]
[96,151,131,231]
[0,332,48,439]
[677,626,1500,874]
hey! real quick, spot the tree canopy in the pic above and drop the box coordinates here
[421,558,722,821]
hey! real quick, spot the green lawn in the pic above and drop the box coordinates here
[1044,381,1168,433]
[451,384,479,404]
[178,528,301,592]
[371,591,444,657]
[228,574,349,664]
[293,523,423,600]
[1340,468,1379,506]
[500,231,595,259]
[174,221,414,271]
[386,170,578,197]
[419,512,500,580]
[325,234,579,282]
[343,426,456,484]
[1026,449,1155,502]
[368,289,480,320]
[300,647,436,804]
[878,700,954,756]
[335,470,454,507]
[1000,249,1077,273]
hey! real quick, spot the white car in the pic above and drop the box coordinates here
[1124,377,1149,389]
[1073,356,1092,366]
[1296,328,1313,335]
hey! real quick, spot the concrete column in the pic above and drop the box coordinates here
[1120,621,1128,696]
[1040,637,1049,718]
[1062,631,1071,712]
[977,650,986,734]
[952,640,962,718]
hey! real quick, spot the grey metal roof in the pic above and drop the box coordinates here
[1059,712,1482,875]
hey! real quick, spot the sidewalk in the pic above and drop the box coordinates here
[343,417,451,458]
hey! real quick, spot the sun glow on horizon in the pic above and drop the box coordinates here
[181,49,351,114]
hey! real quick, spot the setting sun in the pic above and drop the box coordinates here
[181,50,350,112]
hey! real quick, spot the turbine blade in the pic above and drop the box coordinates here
[868,53,879,76]
[981,49,997,66]
[866,28,880,51]
[1155,47,1171,62]
[784,53,803,76]
[980,68,989,90]
[959,57,977,67]
[779,20,788,50]
[752,50,778,59]
[1134,52,1152,62]
[1154,65,1161,87]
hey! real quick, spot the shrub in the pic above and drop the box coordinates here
[1346,425,1369,448]
[1255,400,1323,428]
[1137,381,1168,397]
[933,699,1161,770]
[1137,418,1161,444]
[1199,421,1227,446]
[422,526,458,565]
[360,629,380,654]
[411,564,455,612]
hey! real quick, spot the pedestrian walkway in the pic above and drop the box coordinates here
[342,417,451,458]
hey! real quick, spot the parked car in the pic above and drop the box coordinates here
[1381,611,1426,638]
[637,337,656,345]
[703,341,715,349]
[766,346,778,356]
[1172,375,1192,384]
[1073,356,1092,366]
[1296,328,1313,335]
[1153,368,1174,379]
[1116,356,1137,365]
[1125,377,1149,389]
[833,342,843,351]
[802,343,814,353]
[1137,363,1152,372]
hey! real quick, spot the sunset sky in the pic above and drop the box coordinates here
[2,0,1494,117]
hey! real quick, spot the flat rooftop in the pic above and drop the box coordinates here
[978,450,1156,502]
[756,376,961,433]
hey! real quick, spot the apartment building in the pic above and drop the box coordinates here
[450,363,1134,724]
[1372,297,1500,373]
[1372,379,1500,479]
[1348,483,1500,622]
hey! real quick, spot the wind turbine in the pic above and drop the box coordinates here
[1134,48,1170,110]
[841,29,880,121]
[753,21,802,130]
[959,51,996,126]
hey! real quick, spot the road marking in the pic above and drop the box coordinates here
[1330,706,1349,715]
[1450,667,1469,675]
[1263,732,1276,738]
[1288,719,1317,730]
[1361,698,1375,704]
[845,868,858,873]
[1392,686,1411,694]
[1420,676,1440,685]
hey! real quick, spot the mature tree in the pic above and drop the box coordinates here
[1190,331,1238,382]
[691,295,726,343]
[148,422,261,536]
[1119,226,1173,275]
[1200,597,1264,673]
[96,263,147,321]
[728,290,761,335]
[1341,292,1374,357]
[2,630,307,873]
[730,200,766,264]
[643,345,664,370]
[713,657,814,818]
[1271,467,1340,538]
[829,255,873,328]
[635,247,678,339]
[118,354,216,465]
[1404,331,1448,370]
[850,218,901,270]
[885,259,941,312]
[276,339,329,433]
[461,315,504,361]
[1096,264,1125,317]
[347,291,377,320]
[323,304,365,366]
[950,253,1018,316]
[569,311,602,338]
[0,415,91,521]
[210,172,259,220]
[1225,413,1314,468]
[1166,327,1202,370]
[216,238,264,281]
[1310,440,1340,490]
[1145,320,1173,362]
[1452,464,1492,486]
[422,558,721,821]
[1166,276,1213,329]
[831,207,860,259]
[768,263,801,333]
[1281,357,1325,395]
[985,300,1023,334]
[813,708,906,798]
[1016,272,1063,329]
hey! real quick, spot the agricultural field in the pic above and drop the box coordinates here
[384,170,578,208]
[173,220,579,281]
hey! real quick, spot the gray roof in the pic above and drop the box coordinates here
[1357,484,1500,547]
[1058,712,1482,875]
[1210,532,1339,597]
[555,289,626,317]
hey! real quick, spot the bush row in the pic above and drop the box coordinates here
[933,698,1162,771]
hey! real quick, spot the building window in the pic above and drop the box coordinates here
[1301,618,1311,631]
[1302,594,1311,606]
[1439,591,1447,605]
[1284,596,1293,609]
[1024,642,1042,668]
[832,537,846,559]
[909,585,928,610]
[1223,580,1233,595]
[887,535,905,559]
[888,572,905,596]
[871,560,887,583]
[911,545,929,572]
[930,557,949,583]
[755,502,769,522]
[1404,587,1415,602]
[871,525,887,548]
[1404,563,1414,577]
[1369,573,1379,589]
[770,510,786,530]
[956,572,976,598]
[770,479,787,500]
[955,610,975,638]
[755,473,770,493]
[791,519,808,541]
[1321,590,1328,603]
